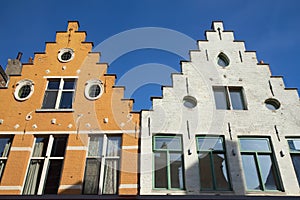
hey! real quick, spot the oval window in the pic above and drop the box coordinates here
[183,96,197,108]
[14,80,34,101]
[58,48,74,62]
[85,80,103,100]
[265,98,280,110]
[217,53,230,67]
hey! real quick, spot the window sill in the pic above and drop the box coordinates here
[36,109,74,113]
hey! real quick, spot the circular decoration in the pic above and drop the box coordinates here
[85,79,104,100]
[57,48,75,62]
[14,79,34,101]
[265,98,281,110]
[183,96,197,108]
[217,53,230,67]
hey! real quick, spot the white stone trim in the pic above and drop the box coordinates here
[0,130,137,134]
[122,145,139,150]
[0,186,22,190]
[119,184,138,189]
[66,146,87,151]
[59,184,82,190]
[10,147,32,151]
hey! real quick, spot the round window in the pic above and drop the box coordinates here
[14,80,34,101]
[58,48,74,62]
[183,96,197,108]
[265,98,281,110]
[85,80,103,100]
[217,53,230,67]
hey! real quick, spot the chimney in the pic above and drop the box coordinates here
[16,52,23,61]
[28,57,33,64]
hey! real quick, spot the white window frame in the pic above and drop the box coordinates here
[40,77,77,111]
[83,134,121,195]
[14,79,34,101]
[22,135,66,195]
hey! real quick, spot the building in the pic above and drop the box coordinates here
[140,21,300,197]
[0,21,139,196]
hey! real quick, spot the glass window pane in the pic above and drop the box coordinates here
[258,155,280,190]
[106,136,121,157]
[47,80,60,90]
[19,85,31,98]
[197,137,223,151]
[229,88,246,110]
[42,91,58,109]
[154,137,181,150]
[199,153,213,190]
[89,85,101,98]
[170,153,184,189]
[63,79,75,89]
[43,160,64,194]
[241,155,260,190]
[59,91,74,109]
[103,159,119,194]
[22,160,44,195]
[32,137,48,157]
[288,139,300,152]
[154,152,168,188]
[88,136,103,157]
[0,160,6,179]
[213,87,229,110]
[51,136,67,157]
[214,154,230,190]
[83,159,101,194]
[291,155,300,186]
[0,138,12,157]
[239,138,270,152]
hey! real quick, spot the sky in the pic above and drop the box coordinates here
[0,0,299,111]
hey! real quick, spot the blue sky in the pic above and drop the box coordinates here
[0,0,299,111]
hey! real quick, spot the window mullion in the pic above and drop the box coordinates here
[55,79,64,109]
[254,152,265,191]
[98,135,107,195]
[226,87,232,110]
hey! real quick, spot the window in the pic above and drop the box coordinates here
[239,138,282,191]
[23,135,67,195]
[42,78,76,109]
[83,135,121,194]
[217,53,230,67]
[57,48,74,63]
[14,79,34,101]
[84,79,104,100]
[196,136,230,190]
[183,96,197,109]
[287,139,300,186]
[265,98,281,110]
[213,86,247,110]
[153,136,184,190]
[0,137,13,181]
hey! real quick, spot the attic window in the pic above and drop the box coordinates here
[183,96,197,108]
[265,98,280,110]
[14,79,34,101]
[85,79,104,100]
[217,53,229,67]
[58,48,74,63]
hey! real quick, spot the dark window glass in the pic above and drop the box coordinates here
[23,160,44,195]
[229,88,246,110]
[199,153,213,189]
[42,91,58,109]
[89,85,101,98]
[32,137,48,157]
[59,91,73,109]
[43,160,64,194]
[170,153,184,189]
[103,159,119,194]
[213,87,229,110]
[51,136,67,157]
[291,155,300,186]
[61,52,72,61]
[63,79,75,89]
[214,154,229,189]
[83,159,101,194]
[47,80,60,90]
[19,85,31,98]
[0,138,12,157]
[154,152,168,188]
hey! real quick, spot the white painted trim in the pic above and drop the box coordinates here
[0,130,137,135]
[0,186,22,190]
[59,184,82,190]
[10,147,32,151]
[43,76,78,79]
[122,146,138,150]
[66,146,87,151]
[119,184,138,189]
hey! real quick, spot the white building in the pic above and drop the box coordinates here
[140,21,300,197]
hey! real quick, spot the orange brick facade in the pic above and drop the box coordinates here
[0,21,139,195]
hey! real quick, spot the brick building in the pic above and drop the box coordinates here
[0,21,139,196]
